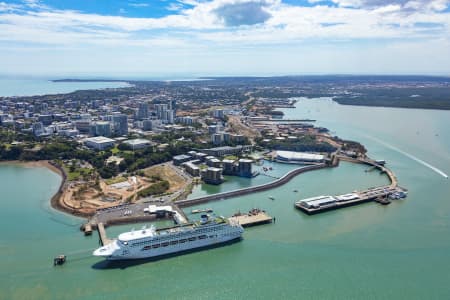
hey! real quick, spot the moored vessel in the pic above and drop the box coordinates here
[93,215,244,260]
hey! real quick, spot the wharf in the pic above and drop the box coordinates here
[81,203,189,236]
[228,209,274,227]
[295,185,406,215]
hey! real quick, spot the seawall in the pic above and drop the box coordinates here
[175,163,331,207]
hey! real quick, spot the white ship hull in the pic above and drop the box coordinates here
[93,217,244,260]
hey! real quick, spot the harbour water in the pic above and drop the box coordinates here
[0,78,130,97]
[1,98,450,299]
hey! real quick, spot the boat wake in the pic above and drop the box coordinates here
[362,135,449,179]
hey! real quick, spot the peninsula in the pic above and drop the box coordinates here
[0,75,413,219]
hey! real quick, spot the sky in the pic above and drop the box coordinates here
[0,0,449,77]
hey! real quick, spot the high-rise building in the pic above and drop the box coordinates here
[201,167,224,185]
[213,109,224,119]
[137,102,149,120]
[155,104,168,120]
[91,121,112,137]
[238,159,253,177]
[165,110,174,124]
[32,122,44,136]
[73,120,92,133]
[107,113,128,136]
[208,125,218,134]
[155,103,174,124]
[142,119,153,131]
[38,114,53,126]
[211,133,224,145]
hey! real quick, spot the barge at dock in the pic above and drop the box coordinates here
[228,208,274,227]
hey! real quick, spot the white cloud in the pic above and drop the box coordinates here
[331,0,450,11]
[0,2,22,12]
[0,1,448,41]
[0,0,449,75]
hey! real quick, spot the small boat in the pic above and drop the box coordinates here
[269,196,275,200]
[293,189,298,193]
[248,208,265,215]
[191,208,213,214]
[375,196,391,205]
[53,255,66,266]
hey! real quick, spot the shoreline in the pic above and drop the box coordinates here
[0,160,62,175]
[0,160,91,218]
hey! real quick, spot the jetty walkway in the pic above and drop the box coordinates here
[337,156,398,187]
[295,156,405,215]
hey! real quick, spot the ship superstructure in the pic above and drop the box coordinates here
[93,215,243,260]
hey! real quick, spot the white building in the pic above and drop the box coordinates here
[276,151,325,164]
[84,136,115,150]
[123,139,152,150]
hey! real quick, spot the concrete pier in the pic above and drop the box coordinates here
[295,185,407,215]
[97,222,112,246]
[228,209,273,227]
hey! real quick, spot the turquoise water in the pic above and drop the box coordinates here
[0,78,130,97]
[1,98,450,299]
[188,160,298,199]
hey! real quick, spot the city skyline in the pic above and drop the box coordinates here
[1,0,449,76]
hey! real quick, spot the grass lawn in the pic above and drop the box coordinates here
[105,176,127,185]
[224,155,238,161]
[111,146,120,154]
[64,166,93,181]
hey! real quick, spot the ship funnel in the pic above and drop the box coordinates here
[200,214,209,224]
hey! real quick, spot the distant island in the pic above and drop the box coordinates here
[52,79,129,83]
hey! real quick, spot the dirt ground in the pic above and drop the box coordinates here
[228,115,261,141]
[143,164,187,193]
[57,164,189,215]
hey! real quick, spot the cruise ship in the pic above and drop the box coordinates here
[93,215,244,260]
